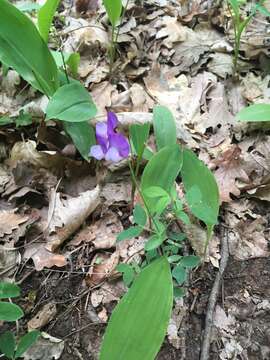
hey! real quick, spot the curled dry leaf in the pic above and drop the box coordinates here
[85,251,119,286]
[46,186,100,251]
[28,302,57,330]
[0,209,29,237]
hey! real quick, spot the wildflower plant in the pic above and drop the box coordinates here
[96,105,220,360]
[228,0,270,75]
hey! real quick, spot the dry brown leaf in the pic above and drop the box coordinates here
[90,281,125,307]
[213,146,250,203]
[28,303,57,330]
[85,252,119,286]
[101,181,131,207]
[23,245,67,271]
[156,16,186,48]
[0,210,29,237]
[71,211,123,249]
[46,186,100,251]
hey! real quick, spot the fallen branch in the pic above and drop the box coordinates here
[200,225,229,360]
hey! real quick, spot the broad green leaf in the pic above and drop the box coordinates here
[180,255,201,268]
[0,116,13,125]
[0,282,20,299]
[143,186,170,199]
[133,204,147,227]
[167,255,182,263]
[0,0,59,96]
[38,0,60,43]
[144,234,165,251]
[141,145,183,213]
[46,82,97,122]
[116,264,135,287]
[172,265,187,285]
[15,111,32,127]
[63,121,95,160]
[100,257,173,360]
[15,331,40,358]
[103,0,122,27]
[130,123,150,157]
[153,105,177,150]
[181,149,219,226]
[0,301,24,321]
[236,103,270,122]
[0,331,16,359]
[168,232,186,242]
[117,226,142,242]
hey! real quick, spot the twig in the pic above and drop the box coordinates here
[200,225,229,360]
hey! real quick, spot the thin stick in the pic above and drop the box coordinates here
[200,225,229,360]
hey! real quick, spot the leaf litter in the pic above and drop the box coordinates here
[1,0,270,358]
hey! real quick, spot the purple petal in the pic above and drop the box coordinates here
[96,122,108,153]
[105,147,123,162]
[109,133,130,158]
[107,112,118,135]
[89,145,105,160]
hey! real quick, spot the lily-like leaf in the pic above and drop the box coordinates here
[100,257,173,360]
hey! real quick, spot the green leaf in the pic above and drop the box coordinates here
[0,116,13,125]
[0,282,20,299]
[144,234,165,251]
[103,0,122,27]
[117,226,142,242]
[228,0,240,16]
[0,0,59,96]
[46,82,97,122]
[141,145,183,214]
[168,232,186,242]
[172,265,187,285]
[0,331,16,359]
[38,0,60,43]
[173,287,186,298]
[236,103,270,122]
[153,105,177,150]
[63,121,95,160]
[0,301,24,321]
[167,255,182,263]
[116,263,135,287]
[256,3,270,16]
[143,186,170,199]
[100,257,173,360]
[133,204,147,227]
[181,149,219,226]
[66,52,80,78]
[15,331,40,358]
[15,111,32,127]
[180,255,201,268]
[130,123,150,157]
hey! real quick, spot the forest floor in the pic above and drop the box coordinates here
[1,0,270,359]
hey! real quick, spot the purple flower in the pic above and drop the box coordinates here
[89,112,130,162]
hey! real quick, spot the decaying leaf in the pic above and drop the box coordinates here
[71,211,123,249]
[0,210,29,237]
[213,146,250,203]
[85,252,119,286]
[23,332,64,360]
[46,186,100,251]
[23,245,67,271]
[28,303,57,330]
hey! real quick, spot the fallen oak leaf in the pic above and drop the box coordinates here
[213,145,250,203]
[23,245,67,271]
